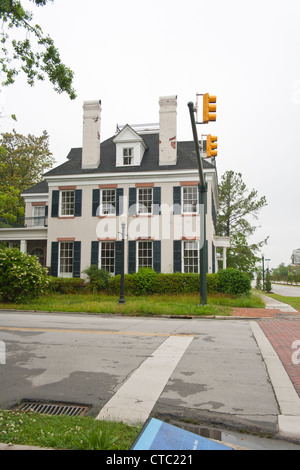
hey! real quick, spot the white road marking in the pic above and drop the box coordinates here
[96,335,194,425]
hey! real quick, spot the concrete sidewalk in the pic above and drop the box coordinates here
[258,293,298,313]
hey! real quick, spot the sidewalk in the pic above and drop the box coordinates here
[231,293,300,318]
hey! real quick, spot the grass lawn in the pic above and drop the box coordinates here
[0,292,265,317]
[0,410,140,450]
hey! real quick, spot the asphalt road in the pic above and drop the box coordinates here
[0,311,280,434]
[271,283,300,297]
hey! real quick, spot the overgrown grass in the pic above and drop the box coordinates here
[0,410,140,450]
[0,292,265,316]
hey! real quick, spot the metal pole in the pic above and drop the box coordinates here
[188,102,208,305]
[262,254,265,291]
[118,223,125,304]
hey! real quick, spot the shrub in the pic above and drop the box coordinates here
[0,248,49,302]
[47,277,86,294]
[217,268,251,295]
[206,273,219,293]
[132,268,158,295]
[83,266,110,293]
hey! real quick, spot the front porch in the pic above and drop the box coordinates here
[0,219,48,267]
[214,235,231,270]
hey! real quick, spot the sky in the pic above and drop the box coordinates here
[1,0,300,269]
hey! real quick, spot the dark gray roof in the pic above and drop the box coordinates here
[22,179,49,194]
[44,133,214,178]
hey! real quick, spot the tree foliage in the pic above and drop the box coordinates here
[0,0,76,99]
[217,170,267,237]
[217,171,268,276]
[0,129,54,220]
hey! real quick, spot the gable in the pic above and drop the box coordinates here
[113,124,148,167]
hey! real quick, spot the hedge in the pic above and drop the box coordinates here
[46,267,251,296]
[107,269,246,296]
[47,277,86,294]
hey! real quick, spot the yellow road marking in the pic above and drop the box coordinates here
[0,326,194,338]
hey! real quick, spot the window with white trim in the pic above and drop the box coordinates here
[123,148,134,165]
[99,241,115,274]
[33,206,46,226]
[138,241,153,269]
[182,186,198,213]
[100,189,116,215]
[60,190,75,216]
[138,188,153,214]
[183,240,199,273]
[59,242,73,277]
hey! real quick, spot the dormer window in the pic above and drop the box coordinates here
[123,148,134,165]
[113,124,147,167]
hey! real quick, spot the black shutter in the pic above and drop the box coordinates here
[50,242,59,277]
[153,240,161,273]
[91,241,99,266]
[115,241,122,275]
[116,188,124,216]
[173,240,182,273]
[153,187,161,215]
[92,189,100,216]
[128,240,136,274]
[51,190,59,217]
[73,241,81,278]
[128,188,136,216]
[173,186,181,214]
[74,189,82,217]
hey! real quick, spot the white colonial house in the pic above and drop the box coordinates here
[0,95,230,278]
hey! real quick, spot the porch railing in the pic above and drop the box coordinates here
[0,217,48,229]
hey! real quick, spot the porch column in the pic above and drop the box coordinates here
[20,240,27,254]
[223,247,227,269]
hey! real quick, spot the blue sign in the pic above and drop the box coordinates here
[132,418,233,450]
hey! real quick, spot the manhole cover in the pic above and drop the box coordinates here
[14,401,89,417]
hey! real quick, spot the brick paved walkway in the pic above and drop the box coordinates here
[258,319,300,398]
[230,308,300,318]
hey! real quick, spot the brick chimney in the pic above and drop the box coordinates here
[159,95,177,166]
[82,100,101,169]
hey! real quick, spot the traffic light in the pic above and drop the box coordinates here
[203,93,216,123]
[206,134,217,157]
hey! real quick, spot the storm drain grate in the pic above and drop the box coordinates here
[14,401,89,417]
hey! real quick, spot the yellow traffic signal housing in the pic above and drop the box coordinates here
[203,93,217,123]
[206,134,217,157]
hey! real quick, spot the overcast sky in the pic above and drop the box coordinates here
[1,0,300,269]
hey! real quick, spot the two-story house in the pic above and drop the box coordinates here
[0,95,230,277]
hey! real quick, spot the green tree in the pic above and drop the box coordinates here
[0,0,76,99]
[217,170,267,237]
[0,129,54,220]
[217,171,268,275]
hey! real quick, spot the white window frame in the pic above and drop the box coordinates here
[182,186,198,214]
[99,241,115,274]
[123,147,134,166]
[137,240,153,270]
[137,187,153,215]
[100,189,116,216]
[182,240,200,273]
[59,190,75,217]
[58,241,73,278]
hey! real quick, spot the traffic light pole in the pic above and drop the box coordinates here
[188,102,207,305]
